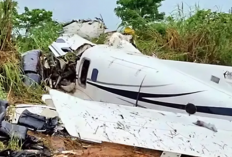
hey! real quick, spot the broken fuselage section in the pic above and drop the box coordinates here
[48,33,232,121]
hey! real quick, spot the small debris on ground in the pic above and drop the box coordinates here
[193,120,218,132]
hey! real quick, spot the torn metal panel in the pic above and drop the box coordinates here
[63,18,107,29]
[106,32,142,54]
[0,121,27,140]
[49,34,95,57]
[62,17,107,40]
[50,89,232,157]
[21,49,42,73]
[21,49,42,86]
[60,34,95,51]
[48,40,71,57]
[10,104,57,124]
[161,152,181,157]
[17,109,59,133]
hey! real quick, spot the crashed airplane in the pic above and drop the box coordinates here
[44,32,232,121]
[18,30,232,157]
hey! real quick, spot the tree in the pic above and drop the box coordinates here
[13,7,62,52]
[15,7,53,33]
[114,0,165,29]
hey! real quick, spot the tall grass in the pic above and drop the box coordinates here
[0,0,44,103]
[132,4,232,65]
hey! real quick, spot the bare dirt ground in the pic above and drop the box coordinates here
[28,131,161,157]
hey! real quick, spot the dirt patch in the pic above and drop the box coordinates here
[27,131,81,151]
[28,131,161,157]
[54,143,161,157]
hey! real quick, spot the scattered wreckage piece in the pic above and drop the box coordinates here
[105,32,142,54]
[0,100,8,122]
[21,49,43,86]
[0,100,28,140]
[0,100,52,156]
[43,34,96,92]
[0,120,28,140]
[20,48,76,91]
[49,89,232,157]
[21,32,143,93]
[46,32,142,92]
[62,17,107,40]
[9,104,62,134]
[20,34,96,92]
[43,54,77,91]
[10,104,57,123]
[18,109,59,134]
[0,148,51,157]
[105,31,132,44]
[49,34,95,57]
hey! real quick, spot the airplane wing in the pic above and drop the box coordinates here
[49,89,232,157]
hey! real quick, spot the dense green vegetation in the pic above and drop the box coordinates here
[115,1,232,65]
[0,0,232,104]
[135,8,232,65]
[114,0,165,29]
[0,0,62,103]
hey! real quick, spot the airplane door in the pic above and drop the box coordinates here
[73,57,96,100]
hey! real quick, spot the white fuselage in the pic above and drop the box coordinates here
[72,45,232,120]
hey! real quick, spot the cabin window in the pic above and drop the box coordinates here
[91,68,98,82]
[56,38,65,43]
[211,75,220,84]
[61,47,72,52]
[79,59,90,86]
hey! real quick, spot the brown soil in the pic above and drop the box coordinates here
[28,131,161,157]
[53,142,161,157]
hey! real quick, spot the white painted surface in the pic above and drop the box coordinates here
[42,94,51,102]
[50,89,232,157]
[74,44,232,120]
[106,32,141,54]
[49,34,95,57]
[63,20,106,40]
[60,34,95,51]
[161,152,181,157]
[161,60,232,93]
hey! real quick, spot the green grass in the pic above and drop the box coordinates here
[0,0,63,104]
[0,0,46,104]
[0,136,23,151]
[132,4,232,65]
